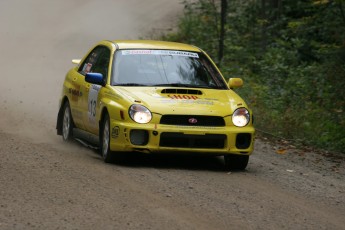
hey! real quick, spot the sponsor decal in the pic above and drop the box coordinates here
[82,63,92,73]
[121,50,199,58]
[160,99,214,105]
[112,126,120,138]
[168,95,199,100]
[69,88,82,97]
[162,95,214,105]
[69,86,82,102]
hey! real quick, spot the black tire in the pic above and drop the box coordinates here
[61,101,74,141]
[224,154,249,171]
[100,113,113,163]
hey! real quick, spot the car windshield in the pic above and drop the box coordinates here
[111,49,227,89]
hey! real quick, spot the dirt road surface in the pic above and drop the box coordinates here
[1,1,344,229]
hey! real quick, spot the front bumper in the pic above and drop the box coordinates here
[109,120,255,156]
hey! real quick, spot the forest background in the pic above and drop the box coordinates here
[161,0,345,153]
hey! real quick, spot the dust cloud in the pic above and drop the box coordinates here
[0,0,182,143]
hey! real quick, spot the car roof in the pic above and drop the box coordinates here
[111,40,201,52]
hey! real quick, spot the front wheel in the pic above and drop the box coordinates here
[62,101,74,141]
[100,113,113,163]
[224,154,249,171]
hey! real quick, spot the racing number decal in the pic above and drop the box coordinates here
[88,84,101,126]
[89,100,96,116]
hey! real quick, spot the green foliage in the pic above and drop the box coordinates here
[163,0,345,153]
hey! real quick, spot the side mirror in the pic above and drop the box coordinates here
[228,78,243,89]
[85,73,104,86]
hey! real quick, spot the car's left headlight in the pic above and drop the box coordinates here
[129,104,152,124]
[232,108,250,127]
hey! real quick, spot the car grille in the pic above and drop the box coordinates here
[160,115,225,127]
[159,133,226,149]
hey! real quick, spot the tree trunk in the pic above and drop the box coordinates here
[218,0,228,65]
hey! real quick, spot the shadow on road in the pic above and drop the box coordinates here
[73,139,245,172]
[91,150,228,172]
[116,152,227,172]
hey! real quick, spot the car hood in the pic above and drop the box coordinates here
[112,87,248,116]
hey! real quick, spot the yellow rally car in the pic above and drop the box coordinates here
[56,40,255,170]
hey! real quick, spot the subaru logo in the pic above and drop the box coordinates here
[188,118,198,124]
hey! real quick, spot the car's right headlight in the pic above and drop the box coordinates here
[129,104,152,124]
[232,108,250,127]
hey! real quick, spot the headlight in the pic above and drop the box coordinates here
[232,108,250,127]
[129,104,152,124]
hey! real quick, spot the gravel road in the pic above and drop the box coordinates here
[0,1,344,229]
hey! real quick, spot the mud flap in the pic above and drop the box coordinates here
[56,106,63,135]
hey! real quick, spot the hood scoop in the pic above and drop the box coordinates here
[161,88,203,95]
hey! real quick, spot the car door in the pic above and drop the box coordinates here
[65,65,87,130]
[78,46,111,134]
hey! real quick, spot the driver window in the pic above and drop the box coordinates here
[79,46,110,79]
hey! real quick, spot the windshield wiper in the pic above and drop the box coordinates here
[114,83,148,86]
[153,83,198,88]
[114,83,223,89]
[153,83,217,89]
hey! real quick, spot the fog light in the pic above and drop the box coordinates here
[130,130,149,145]
[236,133,251,149]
